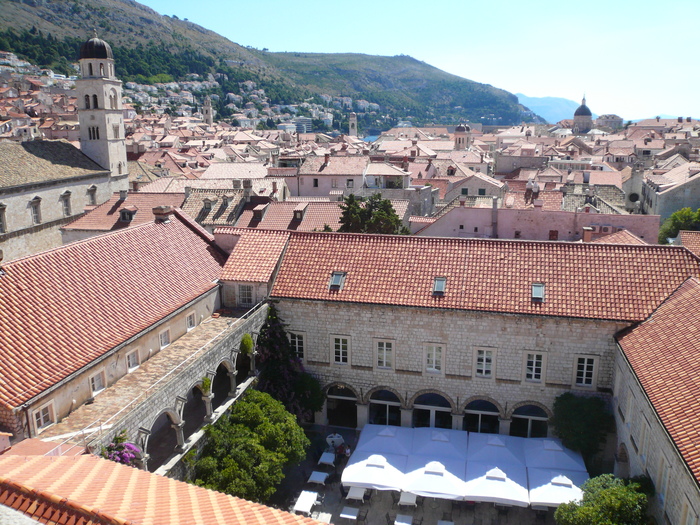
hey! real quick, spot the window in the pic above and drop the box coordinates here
[532,282,545,302]
[478,188,486,196]
[159,329,171,349]
[87,186,97,206]
[126,350,139,371]
[113,125,120,139]
[329,271,346,290]
[333,336,349,364]
[549,230,559,240]
[313,178,319,187]
[0,204,6,234]
[84,94,90,109]
[433,277,446,295]
[332,179,338,188]
[290,332,304,360]
[33,402,55,433]
[238,284,253,306]
[461,188,469,195]
[575,356,596,386]
[376,340,393,369]
[186,312,196,331]
[681,502,698,525]
[475,349,493,378]
[514,230,521,239]
[92,94,98,109]
[346,179,354,188]
[61,193,72,217]
[657,456,669,505]
[425,344,443,373]
[30,198,41,225]
[525,352,543,382]
[88,63,93,76]
[90,370,106,395]
[119,210,134,222]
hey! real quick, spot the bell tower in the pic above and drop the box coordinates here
[349,112,358,137]
[77,34,128,188]
[203,95,214,126]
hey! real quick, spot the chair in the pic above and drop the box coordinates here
[339,484,349,498]
[385,512,394,525]
[357,508,368,525]
[391,492,399,506]
[414,518,423,525]
[442,511,453,522]
[315,493,325,506]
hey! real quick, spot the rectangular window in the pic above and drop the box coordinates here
[376,340,393,369]
[238,285,253,306]
[61,195,71,217]
[333,336,349,364]
[290,332,304,360]
[88,188,97,206]
[658,456,669,504]
[90,371,106,395]
[30,201,41,224]
[433,277,446,295]
[575,356,595,386]
[478,188,486,196]
[525,353,543,381]
[461,188,468,195]
[313,178,319,187]
[549,230,559,240]
[186,312,196,331]
[425,344,443,373]
[0,205,6,234]
[332,179,338,188]
[159,329,170,349]
[33,402,54,432]
[329,271,346,290]
[346,179,354,188]
[476,349,493,377]
[126,350,140,371]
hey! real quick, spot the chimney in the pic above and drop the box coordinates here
[678,117,683,123]
[491,196,499,238]
[152,205,174,223]
[459,195,466,207]
[656,116,660,122]
[119,190,128,201]
[243,178,252,202]
[402,155,409,172]
[582,226,593,243]
[184,186,191,199]
[272,181,278,195]
[324,153,330,165]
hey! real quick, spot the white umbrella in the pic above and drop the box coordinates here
[466,433,527,467]
[410,427,469,460]
[522,438,587,472]
[402,456,467,500]
[528,467,589,507]
[341,451,407,491]
[354,424,413,456]
[463,461,530,507]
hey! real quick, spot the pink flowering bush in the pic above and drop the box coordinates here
[101,430,140,466]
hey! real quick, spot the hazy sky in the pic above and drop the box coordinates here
[137,0,699,121]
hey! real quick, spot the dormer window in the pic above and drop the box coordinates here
[119,208,136,222]
[532,283,545,302]
[203,199,212,211]
[433,277,446,295]
[329,271,346,291]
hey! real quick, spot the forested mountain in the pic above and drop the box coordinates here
[0,0,539,125]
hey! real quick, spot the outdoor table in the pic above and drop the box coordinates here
[398,491,417,507]
[346,486,366,501]
[293,490,318,515]
[395,514,413,525]
[340,506,360,521]
[308,470,329,485]
[318,451,336,466]
[437,521,455,525]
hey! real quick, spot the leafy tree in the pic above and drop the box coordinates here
[192,390,309,503]
[554,474,648,525]
[338,193,408,234]
[551,393,614,466]
[658,207,700,244]
[255,304,324,420]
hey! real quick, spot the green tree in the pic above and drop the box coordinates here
[338,193,407,234]
[255,304,324,420]
[658,207,700,244]
[192,390,309,503]
[551,393,614,467]
[554,474,648,525]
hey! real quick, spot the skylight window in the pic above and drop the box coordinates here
[433,277,446,295]
[532,282,545,302]
[329,271,346,291]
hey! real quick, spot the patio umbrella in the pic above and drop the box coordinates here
[341,450,408,491]
[463,461,530,507]
[466,433,527,467]
[527,467,588,507]
[522,438,587,472]
[402,457,468,500]
[354,424,413,456]
[410,427,469,460]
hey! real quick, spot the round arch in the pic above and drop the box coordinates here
[460,395,505,417]
[410,390,454,429]
[508,402,550,438]
[364,385,404,406]
[146,407,181,431]
[463,397,502,434]
[408,389,457,412]
[367,387,403,427]
[323,381,360,400]
[506,400,553,419]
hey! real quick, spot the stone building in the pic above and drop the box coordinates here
[572,97,593,135]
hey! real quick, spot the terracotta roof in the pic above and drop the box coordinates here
[219,228,291,282]
[0,140,107,189]
[202,163,268,179]
[181,188,245,227]
[0,454,322,525]
[271,233,700,322]
[0,215,226,409]
[236,201,344,231]
[298,155,368,176]
[679,231,700,258]
[617,278,700,485]
[62,193,186,231]
[591,229,647,245]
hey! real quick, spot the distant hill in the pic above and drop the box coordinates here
[0,0,540,126]
[516,94,597,124]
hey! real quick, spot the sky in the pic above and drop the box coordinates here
[136,0,699,121]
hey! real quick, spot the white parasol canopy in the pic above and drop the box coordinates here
[402,456,468,500]
[463,461,530,507]
[341,450,407,491]
[527,468,589,507]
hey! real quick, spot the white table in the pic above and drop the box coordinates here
[398,492,417,507]
[308,470,329,485]
[395,514,413,525]
[438,521,455,525]
[340,506,360,521]
[318,451,336,466]
[293,490,318,515]
[346,486,366,501]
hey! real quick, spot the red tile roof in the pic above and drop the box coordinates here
[0,216,226,409]
[271,233,700,321]
[62,193,186,231]
[679,230,700,258]
[236,201,344,231]
[617,278,700,485]
[219,228,291,282]
[591,229,647,245]
[0,454,322,525]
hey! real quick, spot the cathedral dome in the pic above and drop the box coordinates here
[574,97,592,117]
[80,37,113,60]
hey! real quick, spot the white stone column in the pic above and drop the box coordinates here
[203,393,215,422]
[172,421,186,451]
[356,403,369,430]
[227,370,238,396]
[315,403,327,426]
[400,408,412,427]
[452,414,464,431]
[499,418,511,435]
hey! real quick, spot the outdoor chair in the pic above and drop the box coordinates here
[442,510,453,522]
[414,518,423,525]
[357,508,368,525]
[339,484,349,498]
[385,512,394,525]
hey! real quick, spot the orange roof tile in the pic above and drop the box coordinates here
[236,202,344,231]
[0,216,226,409]
[0,454,322,525]
[679,230,700,258]
[271,233,700,321]
[617,278,700,485]
[591,229,647,245]
[219,228,291,282]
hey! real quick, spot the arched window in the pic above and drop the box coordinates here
[464,400,500,434]
[88,127,93,140]
[92,94,98,109]
[88,63,93,76]
[117,162,123,175]
[413,393,451,429]
[326,386,357,428]
[369,390,401,426]
[84,95,90,109]
[99,63,104,76]
[510,405,548,438]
